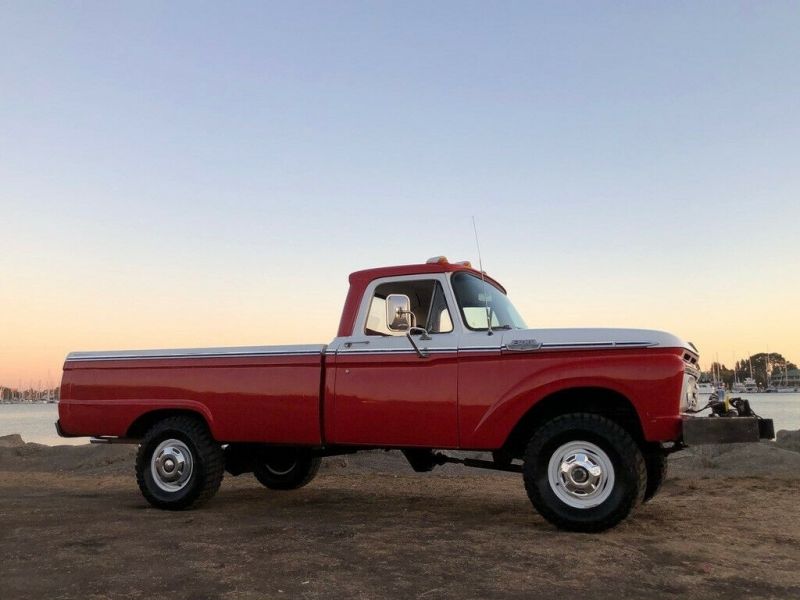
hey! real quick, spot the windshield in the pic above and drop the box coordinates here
[450,272,527,331]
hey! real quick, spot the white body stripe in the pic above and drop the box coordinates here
[66,344,326,362]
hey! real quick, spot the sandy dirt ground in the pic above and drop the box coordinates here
[1,436,799,600]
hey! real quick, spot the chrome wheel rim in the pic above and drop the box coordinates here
[547,441,615,509]
[151,439,194,492]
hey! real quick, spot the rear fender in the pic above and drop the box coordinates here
[124,403,216,439]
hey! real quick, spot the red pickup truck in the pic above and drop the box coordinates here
[57,257,772,531]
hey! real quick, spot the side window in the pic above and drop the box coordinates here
[365,280,454,336]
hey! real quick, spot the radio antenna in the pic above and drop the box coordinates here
[472,216,493,336]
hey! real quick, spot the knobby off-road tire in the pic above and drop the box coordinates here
[253,449,321,490]
[135,416,224,510]
[643,449,669,503]
[523,413,646,532]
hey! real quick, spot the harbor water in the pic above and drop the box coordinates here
[0,404,85,445]
[2,396,799,446]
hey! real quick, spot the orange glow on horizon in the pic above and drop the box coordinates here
[2,267,798,387]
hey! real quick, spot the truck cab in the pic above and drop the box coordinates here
[326,257,695,453]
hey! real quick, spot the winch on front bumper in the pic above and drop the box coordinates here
[678,366,774,446]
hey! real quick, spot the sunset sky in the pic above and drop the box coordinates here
[2,2,799,387]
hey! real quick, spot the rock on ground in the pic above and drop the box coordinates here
[776,429,800,454]
[0,433,25,448]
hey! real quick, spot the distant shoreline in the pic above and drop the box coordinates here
[0,401,59,405]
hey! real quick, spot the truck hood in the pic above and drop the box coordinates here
[501,328,695,354]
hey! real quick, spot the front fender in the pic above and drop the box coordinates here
[458,348,685,448]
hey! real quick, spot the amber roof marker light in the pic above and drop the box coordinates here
[425,256,473,268]
[426,256,449,264]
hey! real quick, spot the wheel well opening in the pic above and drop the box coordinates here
[126,409,209,439]
[503,387,644,458]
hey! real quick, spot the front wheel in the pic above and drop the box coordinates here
[253,448,321,490]
[135,416,224,510]
[523,413,646,532]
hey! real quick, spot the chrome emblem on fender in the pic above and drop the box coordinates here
[505,339,542,351]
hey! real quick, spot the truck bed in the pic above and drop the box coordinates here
[59,345,326,444]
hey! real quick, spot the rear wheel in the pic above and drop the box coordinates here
[135,416,224,510]
[523,413,646,532]
[253,448,321,490]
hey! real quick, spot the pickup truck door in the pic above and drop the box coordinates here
[328,276,460,448]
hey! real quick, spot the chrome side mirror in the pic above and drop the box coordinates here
[386,293,431,358]
[386,294,412,332]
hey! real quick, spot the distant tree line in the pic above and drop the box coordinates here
[704,352,797,388]
[0,386,60,403]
